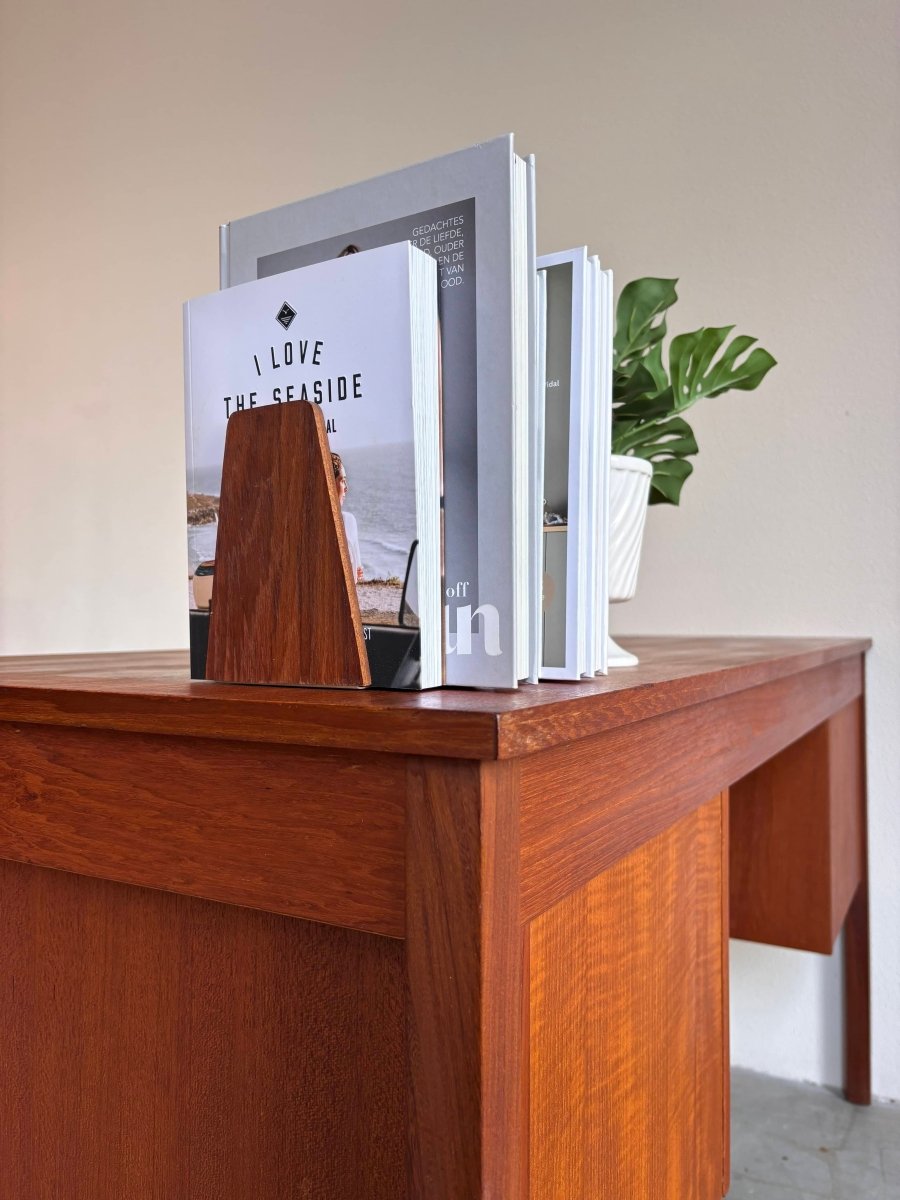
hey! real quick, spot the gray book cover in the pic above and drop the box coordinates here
[219,136,527,689]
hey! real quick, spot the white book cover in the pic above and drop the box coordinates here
[538,248,589,681]
[583,257,600,676]
[596,265,614,675]
[524,155,541,685]
[527,269,548,684]
[219,135,532,689]
[184,243,441,689]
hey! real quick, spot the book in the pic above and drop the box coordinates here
[583,257,600,675]
[184,242,442,689]
[536,249,614,681]
[538,248,591,680]
[596,262,614,675]
[527,268,548,683]
[219,134,533,689]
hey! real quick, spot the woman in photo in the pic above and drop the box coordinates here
[331,452,364,583]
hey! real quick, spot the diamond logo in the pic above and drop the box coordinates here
[276,302,296,330]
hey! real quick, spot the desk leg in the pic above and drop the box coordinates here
[729,694,871,1105]
[843,880,871,1105]
[844,688,871,1106]
[406,757,527,1200]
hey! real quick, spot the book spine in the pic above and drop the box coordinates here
[598,267,614,675]
[525,154,541,684]
[219,224,230,289]
[529,270,547,684]
[183,300,204,681]
[183,302,194,493]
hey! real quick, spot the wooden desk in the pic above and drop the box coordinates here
[0,637,870,1199]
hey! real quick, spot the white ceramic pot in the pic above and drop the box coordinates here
[608,454,653,667]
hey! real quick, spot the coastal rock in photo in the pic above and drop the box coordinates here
[188,493,219,526]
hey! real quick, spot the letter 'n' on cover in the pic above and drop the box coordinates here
[206,402,370,688]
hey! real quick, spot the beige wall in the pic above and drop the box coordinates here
[2,0,898,1097]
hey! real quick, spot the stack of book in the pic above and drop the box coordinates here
[183,135,615,691]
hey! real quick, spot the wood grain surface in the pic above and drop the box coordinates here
[207,401,369,687]
[405,757,527,1200]
[519,656,862,921]
[721,789,731,1194]
[0,637,874,1195]
[0,857,405,1200]
[729,700,864,953]
[528,796,727,1200]
[844,681,871,1106]
[0,638,870,759]
[0,722,405,936]
[844,880,871,1106]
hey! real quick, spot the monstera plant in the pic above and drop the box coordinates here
[613,278,777,505]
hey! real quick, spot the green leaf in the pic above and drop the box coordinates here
[669,326,777,411]
[669,326,733,411]
[613,362,662,407]
[621,418,698,506]
[614,278,678,370]
[616,416,698,458]
[707,343,777,396]
[647,458,693,506]
[613,426,650,455]
[703,333,757,393]
[613,387,675,422]
[642,342,669,394]
[628,415,700,456]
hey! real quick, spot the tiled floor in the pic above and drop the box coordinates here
[727,1068,900,1199]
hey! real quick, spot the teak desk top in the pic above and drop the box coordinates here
[0,635,869,758]
[0,636,870,1199]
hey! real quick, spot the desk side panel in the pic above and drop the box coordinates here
[528,795,728,1200]
[0,857,406,1199]
[729,698,865,953]
[0,723,405,937]
[519,657,862,921]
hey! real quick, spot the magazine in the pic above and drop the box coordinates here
[184,243,441,688]
[219,135,533,688]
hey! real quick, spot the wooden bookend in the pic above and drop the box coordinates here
[206,402,370,688]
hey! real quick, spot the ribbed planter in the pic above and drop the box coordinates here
[608,454,653,667]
